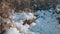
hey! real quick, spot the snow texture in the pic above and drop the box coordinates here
[3,9,60,34]
[30,9,60,34]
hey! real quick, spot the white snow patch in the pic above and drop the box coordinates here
[3,28,20,34]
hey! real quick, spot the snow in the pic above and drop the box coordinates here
[30,22,36,26]
[3,9,60,34]
[12,12,35,22]
[10,12,36,34]
[3,28,20,34]
[30,9,60,34]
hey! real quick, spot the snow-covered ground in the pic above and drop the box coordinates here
[3,9,60,34]
[30,9,60,34]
